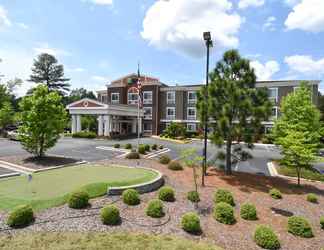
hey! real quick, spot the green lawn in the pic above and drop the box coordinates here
[0,165,158,211]
[277,165,324,182]
[0,232,221,250]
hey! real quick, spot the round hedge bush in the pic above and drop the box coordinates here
[122,189,140,206]
[100,205,120,225]
[320,217,324,230]
[68,191,89,209]
[126,152,140,159]
[187,191,200,203]
[144,144,150,152]
[151,144,158,150]
[254,225,280,250]
[6,205,34,228]
[146,199,165,218]
[269,188,282,199]
[240,203,257,220]
[213,202,235,225]
[306,193,318,203]
[125,143,132,150]
[158,186,175,202]
[213,189,235,206]
[168,161,183,171]
[181,212,201,234]
[138,145,146,154]
[114,143,120,148]
[159,155,171,165]
[159,145,164,149]
[288,216,313,238]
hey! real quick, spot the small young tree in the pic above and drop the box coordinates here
[18,85,68,158]
[0,102,14,134]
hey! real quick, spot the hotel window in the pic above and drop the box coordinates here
[271,106,278,120]
[187,123,197,132]
[167,91,175,105]
[143,107,152,120]
[166,107,176,120]
[143,91,153,104]
[128,88,138,105]
[268,88,278,103]
[187,107,196,120]
[143,122,152,132]
[111,93,119,104]
[188,91,197,104]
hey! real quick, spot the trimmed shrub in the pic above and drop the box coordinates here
[240,203,257,220]
[138,145,146,154]
[213,202,235,225]
[100,205,120,225]
[287,216,313,238]
[114,143,120,148]
[269,188,282,199]
[158,186,175,202]
[213,189,235,206]
[151,144,158,150]
[125,143,132,150]
[146,199,165,218]
[144,144,150,152]
[187,191,200,203]
[181,212,201,234]
[68,191,89,209]
[6,205,34,228]
[122,189,140,206]
[320,217,324,229]
[159,145,164,149]
[72,131,96,139]
[254,225,280,250]
[306,193,318,203]
[168,161,183,171]
[159,155,171,165]
[126,152,140,159]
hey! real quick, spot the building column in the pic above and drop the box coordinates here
[76,115,82,132]
[132,118,137,133]
[97,115,103,136]
[104,115,111,137]
[71,115,76,134]
[138,117,142,134]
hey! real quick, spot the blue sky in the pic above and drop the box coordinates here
[0,0,323,96]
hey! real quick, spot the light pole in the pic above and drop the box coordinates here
[202,31,213,186]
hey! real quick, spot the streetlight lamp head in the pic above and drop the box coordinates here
[203,31,211,41]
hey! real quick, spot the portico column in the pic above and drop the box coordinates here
[97,115,103,136]
[71,115,76,134]
[132,118,137,133]
[138,117,142,134]
[76,115,82,132]
[104,115,110,137]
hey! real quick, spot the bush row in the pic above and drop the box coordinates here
[72,131,97,139]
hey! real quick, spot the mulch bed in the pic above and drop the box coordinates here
[0,159,323,250]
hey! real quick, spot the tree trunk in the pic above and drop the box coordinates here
[225,139,232,175]
[201,163,205,187]
[296,166,301,186]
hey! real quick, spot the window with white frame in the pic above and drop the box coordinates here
[167,91,175,105]
[111,93,119,104]
[143,107,152,120]
[271,106,278,119]
[143,91,153,104]
[187,123,197,132]
[188,91,197,104]
[166,107,176,120]
[187,107,196,120]
[143,122,152,132]
[127,88,138,104]
[268,88,278,102]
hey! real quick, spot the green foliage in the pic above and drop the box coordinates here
[0,102,14,130]
[269,188,282,199]
[18,85,68,157]
[114,144,120,148]
[159,145,164,149]
[320,217,324,229]
[213,202,235,225]
[277,165,324,182]
[122,189,140,206]
[146,199,165,218]
[6,205,34,228]
[187,191,200,203]
[151,144,157,150]
[158,186,175,202]
[81,115,97,133]
[126,152,140,159]
[181,212,201,234]
[138,145,146,154]
[162,122,186,139]
[125,143,132,149]
[100,205,120,225]
[306,193,318,203]
[159,155,171,164]
[144,144,150,152]
[254,225,280,250]
[197,50,272,174]
[240,203,257,220]
[213,189,235,206]
[168,161,183,171]
[63,88,96,106]
[72,131,96,139]
[68,191,89,209]
[287,216,313,238]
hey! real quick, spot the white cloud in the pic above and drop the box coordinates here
[33,43,71,57]
[17,22,29,29]
[141,0,242,58]
[0,5,11,29]
[250,60,280,80]
[285,55,324,76]
[285,0,324,32]
[238,0,264,9]
[91,75,109,82]
[82,0,113,5]
[263,16,276,31]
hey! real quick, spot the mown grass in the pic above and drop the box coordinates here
[0,165,157,211]
[277,165,324,182]
[0,232,221,250]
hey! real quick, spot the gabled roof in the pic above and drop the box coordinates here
[66,98,108,109]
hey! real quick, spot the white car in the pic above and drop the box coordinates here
[7,130,20,141]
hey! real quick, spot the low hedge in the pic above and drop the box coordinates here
[187,191,200,203]
[125,143,132,150]
[151,144,158,150]
[146,199,165,218]
[159,155,171,165]
[213,189,235,206]
[240,203,257,220]
[100,205,120,225]
[144,144,150,152]
[68,191,89,209]
[287,216,313,238]
[72,131,96,139]
[306,193,318,203]
[122,189,140,206]
[114,144,120,148]
[138,145,146,154]
[6,205,34,228]
[168,161,183,171]
[320,216,324,229]
[269,188,282,199]
[158,186,175,202]
[181,212,201,234]
[254,225,280,250]
[213,202,235,225]
[159,145,164,149]
[126,152,140,159]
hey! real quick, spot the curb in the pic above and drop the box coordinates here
[151,135,191,144]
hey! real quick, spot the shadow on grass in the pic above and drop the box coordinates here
[24,156,79,168]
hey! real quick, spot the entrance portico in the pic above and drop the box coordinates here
[67,98,144,137]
